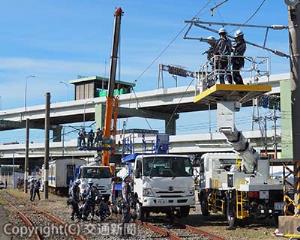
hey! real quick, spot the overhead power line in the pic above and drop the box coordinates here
[210,0,229,16]
[128,0,213,130]
[133,0,212,84]
[242,0,267,26]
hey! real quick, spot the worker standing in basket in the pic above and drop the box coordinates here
[228,30,246,85]
[87,129,95,148]
[203,36,217,87]
[215,28,232,84]
[95,128,103,147]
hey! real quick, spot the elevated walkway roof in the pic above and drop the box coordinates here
[194,84,272,104]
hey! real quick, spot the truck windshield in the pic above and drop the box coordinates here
[80,167,111,179]
[143,157,193,177]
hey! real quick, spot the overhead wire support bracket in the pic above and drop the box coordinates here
[184,19,288,30]
[183,21,290,59]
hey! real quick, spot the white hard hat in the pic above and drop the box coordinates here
[75,179,81,185]
[218,28,227,34]
[207,36,216,41]
[235,29,244,38]
[88,179,93,184]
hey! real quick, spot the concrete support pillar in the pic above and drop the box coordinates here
[165,114,178,135]
[95,103,105,130]
[52,126,62,142]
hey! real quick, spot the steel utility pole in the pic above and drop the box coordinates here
[288,1,300,215]
[44,92,50,199]
[24,118,30,193]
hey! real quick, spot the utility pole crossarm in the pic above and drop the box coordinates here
[184,19,288,30]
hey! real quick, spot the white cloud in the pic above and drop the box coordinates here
[0,57,103,74]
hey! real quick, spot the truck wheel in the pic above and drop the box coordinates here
[180,206,190,218]
[136,203,145,221]
[273,214,279,226]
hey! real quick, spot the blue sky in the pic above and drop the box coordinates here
[0,0,288,142]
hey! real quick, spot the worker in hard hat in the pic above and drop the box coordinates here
[69,179,81,220]
[82,179,97,220]
[203,36,217,87]
[215,28,232,84]
[203,36,217,63]
[228,29,247,84]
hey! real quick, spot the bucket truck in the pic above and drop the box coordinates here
[195,85,284,228]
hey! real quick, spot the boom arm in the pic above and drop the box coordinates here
[221,127,259,173]
[217,101,259,174]
[102,8,123,166]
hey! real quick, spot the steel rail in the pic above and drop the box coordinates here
[4,191,87,240]
[136,220,182,240]
[7,202,43,240]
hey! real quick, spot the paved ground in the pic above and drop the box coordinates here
[0,205,10,240]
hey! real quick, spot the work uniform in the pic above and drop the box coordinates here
[206,45,216,64]
[95,129,103,147]
[70,183,80,220]
[82,185,97,220]
[33,180,41,200]
[229,38,246,84]
[122,178,132,204]
[29,180,35,201]
[215,36,232,84]
[78,129,86,147]
[87,130,95,148]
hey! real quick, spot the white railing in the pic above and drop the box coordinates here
[195,55,270,96]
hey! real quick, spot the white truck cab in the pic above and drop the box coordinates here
[78,163,112,200]
[133,154,195,219]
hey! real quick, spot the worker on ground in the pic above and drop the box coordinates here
[82,179,97,220]
[33,178,41,201]
[5,179,7,189]
[215,28,232,84]
[227,30,246,85]
[29,178,35,201]
[121,175,133,226]
[122,175,132,204]
[70,179,81,220]
[87,129,95,148]
[95,128,103,147]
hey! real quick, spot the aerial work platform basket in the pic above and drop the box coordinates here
[194,55,271,104]
[194,84,272,104]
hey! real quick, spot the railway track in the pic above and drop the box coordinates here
[7,202,44,240]
[136,218,225,240]
[2,191,87,240]
[1,190,224,239]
